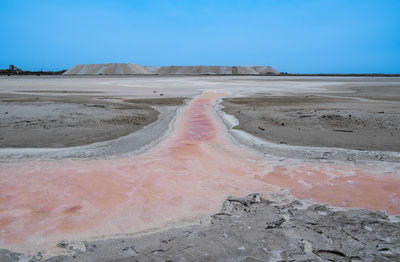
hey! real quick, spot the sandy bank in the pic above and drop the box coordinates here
[221,85,400,152]
[0,93,185,148]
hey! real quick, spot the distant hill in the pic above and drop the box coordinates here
[63,63,280,75]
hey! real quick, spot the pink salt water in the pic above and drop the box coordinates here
[0,92,399,253]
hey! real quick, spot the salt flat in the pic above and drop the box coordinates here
[0,75,399,261]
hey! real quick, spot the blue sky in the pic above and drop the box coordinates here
[0,0,399,73]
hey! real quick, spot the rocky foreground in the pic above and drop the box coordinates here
[2,194,399,261]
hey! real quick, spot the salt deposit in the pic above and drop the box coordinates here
[148,65,280,75]
[63,63,154,75]
[63,63,280,75]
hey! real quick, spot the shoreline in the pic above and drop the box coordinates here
[220,91,400,153]
[0,93,186,148]
[2,194,399,261]
[216,94,400,162]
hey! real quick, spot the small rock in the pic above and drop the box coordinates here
[56,240,68,249]
[364,225,372,231]
[68,241,86,252]
[84,242,97,252]
[122,246,138,256]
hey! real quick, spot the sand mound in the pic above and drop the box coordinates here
[63,63,154,75]
[63,64,280,75]
[147,65,279,75]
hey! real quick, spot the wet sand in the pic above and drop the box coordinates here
[0,93,185,148]
[222,85,400,152]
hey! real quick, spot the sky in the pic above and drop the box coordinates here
[0,0,399,73]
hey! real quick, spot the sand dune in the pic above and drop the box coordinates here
[63,63,280,75]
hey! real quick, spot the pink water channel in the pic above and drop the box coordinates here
[1,92,399,253]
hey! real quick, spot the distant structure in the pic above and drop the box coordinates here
[8,65,22,74]
[63,63,280,75]
[0,65,66,75]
